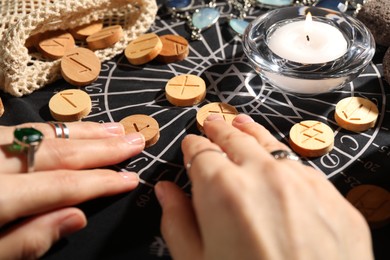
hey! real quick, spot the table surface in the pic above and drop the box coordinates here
[0,1,389,259]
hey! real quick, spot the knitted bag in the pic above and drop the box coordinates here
[0,0,158,97]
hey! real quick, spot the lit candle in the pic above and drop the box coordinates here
[243,6,375,95]
[268,12,348,64]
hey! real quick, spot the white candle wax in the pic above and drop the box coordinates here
[268,20,348,64]
[262,71,348,94]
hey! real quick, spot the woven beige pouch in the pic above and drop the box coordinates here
[0,0,158,97]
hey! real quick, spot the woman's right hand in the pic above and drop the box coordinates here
[156,114,373,260]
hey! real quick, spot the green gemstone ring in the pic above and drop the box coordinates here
[9,127,44,173]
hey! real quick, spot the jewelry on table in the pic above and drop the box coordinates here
[8,127,44,173]
[295,0,366,14]
[257,0,296,8]
[165,0,366,40]
[165,0,195,11]
[168,0,257,40]
[169,0,220,40]
[227,0,253,35]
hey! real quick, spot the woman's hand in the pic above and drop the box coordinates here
[0,121,145,259]
[155,114,373,260]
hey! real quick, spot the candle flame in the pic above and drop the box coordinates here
[306,12,313,21]
[304,12,313,42]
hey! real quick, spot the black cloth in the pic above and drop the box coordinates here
[0,1,389,259]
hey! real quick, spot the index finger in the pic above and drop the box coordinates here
[203,114,300,166]
[202,115,273,167]
[231,114,291,153]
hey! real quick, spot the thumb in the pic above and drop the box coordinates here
[0,207,86,260]
[155,181,202,260]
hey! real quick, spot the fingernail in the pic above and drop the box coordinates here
[233,114,254,124]
[205,114,224,122]
[118,171,139,184]
[102,123,124,135]
[59,214,86,237]
[155,182,166,207]
[124,133,145,146]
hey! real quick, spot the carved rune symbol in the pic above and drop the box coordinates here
[208,103,237,121]
[168,75,200,96]
[299,122,326,144]
[165,37,187,54]
[41,36,71,48]
[66,53,92,74]
[60,93,77,108]
[133,123,150,133]
[129,36,157,54]
[342,99,372,121]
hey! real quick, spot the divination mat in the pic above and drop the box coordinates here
[0,0,389,259]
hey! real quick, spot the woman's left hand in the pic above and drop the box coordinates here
[0,121,145,259]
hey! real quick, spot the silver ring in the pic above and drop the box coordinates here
[186,148,227,170]
[271,149,301,162]
[48,122,69,139]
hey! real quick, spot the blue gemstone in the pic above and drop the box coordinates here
[315,0,346,11]
[256,0,293,6]
[192,7,220,31]
[229,19,249,35]
[165,0,193,10]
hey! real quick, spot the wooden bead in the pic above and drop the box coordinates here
[125,33,162,65]
[69,21,104,40]
[165,74,206,106]
[49,89,92,122]
[289,120,334,157]
[196,102,238,132]
[86,25,123,50]
[61,47,101,87]
[156,34,189,63]
[36,30,75,60]
[346,184,390,228]
[120,114,160,148]
[335,97,378,132]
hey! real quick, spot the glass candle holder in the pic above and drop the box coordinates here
[242,6,375,95]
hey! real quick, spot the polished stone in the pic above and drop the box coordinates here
[12,127,43,152]
[315,0,347,11]
[165,0,193,10]
[256,0,293,6]
[192,7,220,30]
[229,18,249,35]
